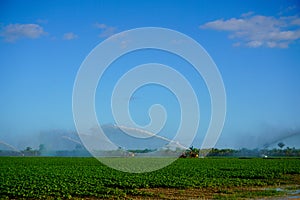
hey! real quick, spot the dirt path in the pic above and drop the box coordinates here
[129,185,300,199]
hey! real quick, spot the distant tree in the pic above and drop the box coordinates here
[75,144,82,150]
[278,142,285,149]
[39,144,46,151]
[24,146,39,156]
[25,146,32,151]
[38,144,46,155]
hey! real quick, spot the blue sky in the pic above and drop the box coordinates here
[0,0,300,150]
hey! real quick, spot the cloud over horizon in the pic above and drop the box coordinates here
[0,23,46,42]
[200,13,300,48]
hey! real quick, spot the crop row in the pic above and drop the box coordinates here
[0,157,300,199]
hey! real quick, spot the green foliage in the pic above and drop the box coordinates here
[0,157,299,199]
[278,142,285,149]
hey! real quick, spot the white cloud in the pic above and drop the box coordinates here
[63,32,78,40]
[200,13,300,48]
[241,11,255,18]
[291,18,300,25]
[94,22,117,38]
[246,40,263,48]
[0,23,46,42]
[94,23,106,29]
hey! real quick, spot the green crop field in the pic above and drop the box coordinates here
[1,157,300,199]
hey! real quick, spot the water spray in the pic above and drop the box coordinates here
[0,140,23,155]
[62,136,82,145]
[114,125,188,149]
